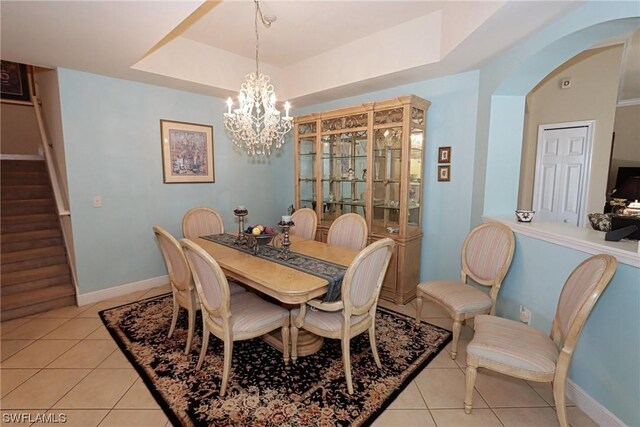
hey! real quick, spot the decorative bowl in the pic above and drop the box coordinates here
[244,232,275,254]
[587,213,612,232]
[515,210,535,222]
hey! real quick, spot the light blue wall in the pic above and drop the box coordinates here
[497,235,640,425]
[57,69,290,294]
[288,71,481,282]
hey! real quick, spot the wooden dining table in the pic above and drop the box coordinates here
[192,235,358,355]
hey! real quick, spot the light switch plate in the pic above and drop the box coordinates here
[93,196,102,208]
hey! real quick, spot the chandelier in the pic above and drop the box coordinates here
[224,0,292,156]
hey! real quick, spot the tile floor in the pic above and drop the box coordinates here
[0,286,598,427]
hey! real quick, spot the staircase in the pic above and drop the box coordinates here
[1,159,75,321]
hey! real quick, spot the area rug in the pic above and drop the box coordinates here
[100,294,451,427]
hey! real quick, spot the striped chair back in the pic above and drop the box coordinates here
[343,238,395,315]
[327,213,368,251]
[182,207,225,239]
[153,226,191,293]
[181,239,231,315]
[461,222,515,286]
[552,254,617,350]
[291,208,318,240]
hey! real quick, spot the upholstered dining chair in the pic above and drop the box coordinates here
[182,207,225,239]
[464,254,617,427]
[291,238,395,394]
[180,239,291,397]
[327,213,368,251]
[415,222,515,359]
[291,208,318,240]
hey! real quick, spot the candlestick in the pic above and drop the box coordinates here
[277,220,294,260]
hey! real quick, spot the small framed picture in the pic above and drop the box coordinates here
[160,120,215,183]
[438,146,451,163]
[438,165,450,182]
[1,61,32,104]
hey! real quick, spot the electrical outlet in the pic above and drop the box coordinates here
[93,196,103,208]
[519,305,531,325]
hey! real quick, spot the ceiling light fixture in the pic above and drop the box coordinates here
[224,0,292,156]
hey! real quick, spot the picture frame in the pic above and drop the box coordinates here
[438,146,451,163]
[438,165,451,182]
[160,120,215,183]
[1,61,32,104]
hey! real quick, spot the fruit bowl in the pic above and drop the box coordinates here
[244,225,277,253]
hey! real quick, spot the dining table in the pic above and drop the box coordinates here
[191,234,358,356]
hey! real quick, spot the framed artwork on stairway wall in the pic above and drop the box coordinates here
[160,119,215,183]
[1,61,32,104]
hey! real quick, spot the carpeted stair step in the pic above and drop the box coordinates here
[1,273,71,297]
[1,263,70,287]
[0,159,46,172]
[1,246,68,274]
[1,213,59,234]
[1,198,56,216]
[1,185,53,200]
[0,284,76,322]
[1,170,49,185]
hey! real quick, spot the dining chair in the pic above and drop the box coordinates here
[291,238,395,394]
[327,213,368,251]
[463,254,617,427]
[291,208,318,240]
[182,207,225,239]
[180,238,291,397]
[415,222,515,359]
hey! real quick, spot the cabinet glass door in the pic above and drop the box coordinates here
[408,107,425,230]
[372,126,403,233]
[298,135,316,210]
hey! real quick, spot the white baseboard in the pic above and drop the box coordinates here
[76,275,169,306]
[567,379,626,427]
[0,154,44,160]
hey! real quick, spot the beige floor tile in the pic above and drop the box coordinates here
[52,369,138,409]
[388,381,427,409]
[0,340,34,362]
[414,368,487,409]
[97,349,132,369]
[98,409,168,427]
[47,340,117,369]
[76,301,129,318]
[106,290,149,303]
[0,318,33,336]
[41,410,109,427]
[141,287,171,300]
[37,304,95,319]
[378,299,417,318]
[372,409,435,427]
[0,318,69,340]
[474,370,549,408]
[494,407,560,427]
[85,325,112,340]
[525,380,575,407]
[567,406,598,427]
[114,378,160,409]
[1,368,90,409]
[425,347,458,369]
[43,318,103,340]
[423,317,453,331]
[0,369,39,398]
[430,408,503,427]
[450,339,470,368]
[417,301,450,318]
[1,340,78,368]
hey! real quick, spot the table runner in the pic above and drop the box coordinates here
[201,233,347,302]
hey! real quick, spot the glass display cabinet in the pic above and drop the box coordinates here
[294,95,430,304]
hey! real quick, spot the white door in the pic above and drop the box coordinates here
[532,123,592,226]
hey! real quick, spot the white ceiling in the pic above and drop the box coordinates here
[5,0,630,107]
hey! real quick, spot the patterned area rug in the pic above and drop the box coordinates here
[100,294,451,427]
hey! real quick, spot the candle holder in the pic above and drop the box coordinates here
[277,220,294,260]
[233,207,249,245]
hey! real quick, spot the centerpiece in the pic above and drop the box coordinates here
[244,224,277,254]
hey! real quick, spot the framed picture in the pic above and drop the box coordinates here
[438,165,450,182]
[1,61,31,104]
[160,120,215,183]
[438,146,451,163]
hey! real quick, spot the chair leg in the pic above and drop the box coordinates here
[168,299,179,338]
[196,327,210,370]
[553,377,569,427]
[415,295,423,325]
[464,356,478,414]
[281,325,290,365]
[369,323,382,368]
[341,338,354,394]
[185,307,196,355]
[220,339,233,397]
[291,326,298,362]
[450,318,463,360]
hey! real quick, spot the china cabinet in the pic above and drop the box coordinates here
[293,95,430,304]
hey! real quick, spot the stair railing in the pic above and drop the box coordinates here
[32,95,79,302]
